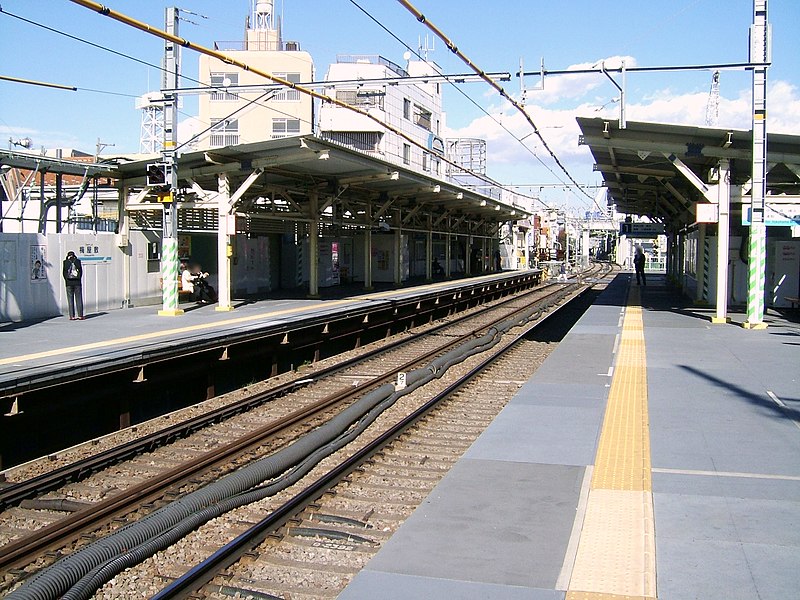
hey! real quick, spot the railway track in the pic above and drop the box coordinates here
[148,267,614,600]
[1,264,612,598]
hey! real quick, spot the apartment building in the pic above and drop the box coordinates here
[318,54,445,177]
[196,0,313,149]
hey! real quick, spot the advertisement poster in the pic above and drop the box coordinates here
[30,245,47,282]
[178,235,192,259]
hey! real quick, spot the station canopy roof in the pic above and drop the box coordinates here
[577,117,800,226]
[114,136,529,225]
[0,149,117,179]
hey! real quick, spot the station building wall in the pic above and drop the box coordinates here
[0,232,124,322]
[681,232,800,307]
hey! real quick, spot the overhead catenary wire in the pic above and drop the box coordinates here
[0,2,424,167]
[65,0,525,210]
[395,0,594,201]
[0,6,385,161]
[347,0,564,209]
[0,6,318,151]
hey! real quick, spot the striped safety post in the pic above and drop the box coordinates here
[296,237,304,287]
[701,236,710,302]
[745,223,766,328]
[159,237,183,316]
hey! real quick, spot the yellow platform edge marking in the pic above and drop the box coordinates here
[2,275,515,367]
[567,285,657,599]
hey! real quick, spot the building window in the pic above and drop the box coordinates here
[335,89,385,110]
[414,104,432,131]
[403,143,411,165]
[210,73,238,101]
[403,98,411,120]
[274,72,301,101]
[209,119,239,146]
[422,151,430,172]
[272,118,301,138]
[322,131,381,152]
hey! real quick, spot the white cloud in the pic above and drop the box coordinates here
[0,125,83,152]
[533,56,637,106]
[445,76,800,195]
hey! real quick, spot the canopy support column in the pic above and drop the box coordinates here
[711,159,730,323]
[308,191,320,299]
[216,172,234,311]
[364,201,373,291]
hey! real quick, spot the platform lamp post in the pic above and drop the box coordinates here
[158,6,183,317]
[744,0,770,329]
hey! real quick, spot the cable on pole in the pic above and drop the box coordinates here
[396,0,594,200]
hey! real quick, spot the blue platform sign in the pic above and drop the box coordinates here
[742,203,800,227]
[619,222,665,238]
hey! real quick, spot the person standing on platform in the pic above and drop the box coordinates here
[633,245,647,286]
[63,250,84,320]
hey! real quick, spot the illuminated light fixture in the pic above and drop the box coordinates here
[318,150,330,160]
[456,192,464,199]
[494,205,500,210]
[300,138,310,149]
[390,171,400,180]
[480,199,487,206]
[432,185,441,193]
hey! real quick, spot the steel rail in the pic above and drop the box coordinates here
[0,282,571,573]
[153,270,609,598]
[0,278,550,512]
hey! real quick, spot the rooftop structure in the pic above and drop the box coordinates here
[194,0,314,150]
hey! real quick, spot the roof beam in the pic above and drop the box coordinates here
[582,133,800,165]
[594,163,675,179]
[664,152,711,198]
[228,167,265,211]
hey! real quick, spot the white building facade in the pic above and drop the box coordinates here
[196,0,314,149]
[318,55,445,177]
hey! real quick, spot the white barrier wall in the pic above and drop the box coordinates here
[0,232,125,322]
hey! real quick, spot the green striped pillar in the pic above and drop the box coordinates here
[158,237,184,316]
[744,223,766,329]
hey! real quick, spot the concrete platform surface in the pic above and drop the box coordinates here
[0,272,525,389]
[339,274,800,600]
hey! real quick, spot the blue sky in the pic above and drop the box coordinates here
[1,0,798,211]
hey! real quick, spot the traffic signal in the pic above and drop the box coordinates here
[146,163,167,186]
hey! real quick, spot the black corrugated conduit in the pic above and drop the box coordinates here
[8,287,571,600]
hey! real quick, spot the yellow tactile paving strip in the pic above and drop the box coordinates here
[567,286,656,599]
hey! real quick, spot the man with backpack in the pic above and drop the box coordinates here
[62,250,85,320]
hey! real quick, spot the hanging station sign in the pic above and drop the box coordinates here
[619,222,665,238]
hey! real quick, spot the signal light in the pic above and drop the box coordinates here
[146,163,167,186]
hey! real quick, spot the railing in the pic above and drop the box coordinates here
[336,54,408,77]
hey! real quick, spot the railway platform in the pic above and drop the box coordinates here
[0,270,538,395]
[339,273,800,600]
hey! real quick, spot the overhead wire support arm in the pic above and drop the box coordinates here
[396,0,592,200]
[0,74,77,91]
[520,60,772,77]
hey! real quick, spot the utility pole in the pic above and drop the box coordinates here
[744,0,770,329]
[158,6,183,316]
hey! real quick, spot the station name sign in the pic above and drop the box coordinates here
[619,222,665,238]
[741,202,800,227]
